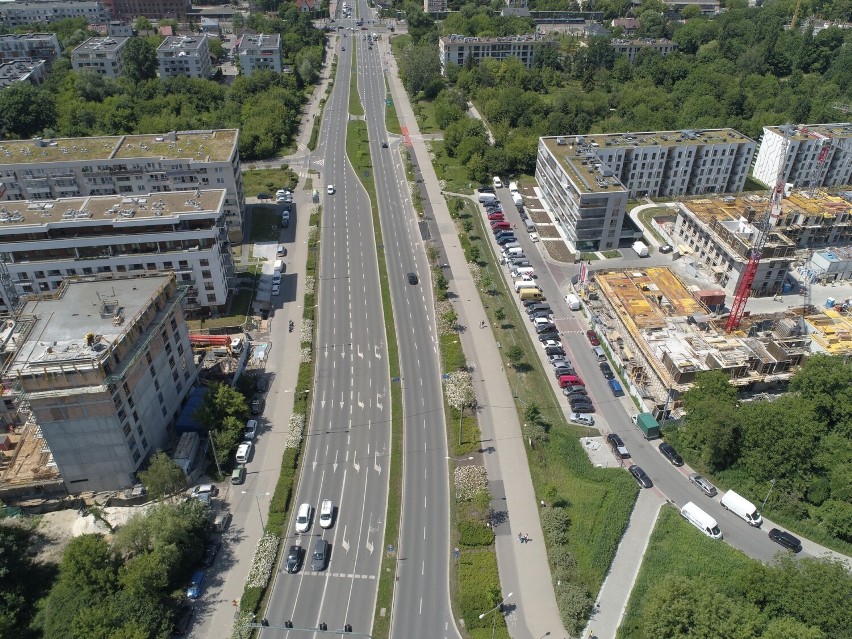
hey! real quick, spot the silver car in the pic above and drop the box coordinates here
[688,473,718,497]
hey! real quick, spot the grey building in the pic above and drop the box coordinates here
[0,59,46,88]
[0,33,61,65]
[0,1,110,28]
[438,33,555,73]
[236,33,282,75]
[71,36,130,79]
[752,123,852,189]
[157,34,213,79]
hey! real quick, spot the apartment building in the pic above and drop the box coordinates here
[0,59,46,89]
[0,33,61,65]
[0,189,234,314]
[1,274,198,493]
[611,38,677,64]
[158,34,212,79]
[439,33,555,73]
[109,0,191,20]
[0,129,246,242]
[752,123,852,189]
[0,1,110,28]
[71,36,129,79]
[107,21,133,37]
[236,33,282,75]
[424,0,447,12]
[773,190,852,249]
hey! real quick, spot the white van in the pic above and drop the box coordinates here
[681,502,723,539]
[273,259,284,273]
[492,176,503,188]
[504,246,523,256]
[565,294,581,311]
[509,181,519,193]
[514,280,540,293]
[524,218,536,232]
[720,490,763,527]
[478,193,497,204]
[511,266,535,278]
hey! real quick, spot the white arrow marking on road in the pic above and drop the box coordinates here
[374,345,382,359]
[353,451,360,472]
[358,393,364,409]
[321,389,326,409]
[357,345,363,358]
[332,449,339,472]
[312,448,319,472]
[341,525,350,552]
[374,449,381,474]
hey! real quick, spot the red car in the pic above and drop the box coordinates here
[491,221,511,231]
[487,213,505,221]
[586,330,600,346]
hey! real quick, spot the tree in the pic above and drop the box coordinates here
[0,83,56,138]
[133,16,152,33]
[506,344,523,370]
[208,37,225,60]
[0,525,53,639]
[121,38,158,84]
[400,43,441,96]
[137,450,186,499]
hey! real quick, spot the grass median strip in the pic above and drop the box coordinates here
[349,41,364,117]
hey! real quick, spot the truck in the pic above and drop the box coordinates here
[632,241,649,257]
[565,293,581,310]
[173,432,201,475]
[720,490,763,527]
[632,412,660,439]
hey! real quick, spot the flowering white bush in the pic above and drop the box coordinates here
[300,346,312,363]
[304,275,316,296]
[245,533,280,588]
[469,261,482,287]
[300,319,313,343]
[285,413,305,449]
[230,612,255,639]
[308,224,318,244]
[445,369,476,412]
[436,299,457,336]
[454,465,488,501]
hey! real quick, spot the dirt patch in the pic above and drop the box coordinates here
[529,209,552,224]
[543,240,574,263]
[537,225,562,239]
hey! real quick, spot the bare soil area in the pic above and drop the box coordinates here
[543,240,574,263]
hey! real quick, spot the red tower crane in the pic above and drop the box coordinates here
[725,131,793,333]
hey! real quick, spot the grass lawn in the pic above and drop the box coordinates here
[249,206,283,243]
[430,140,475,195]
[241,167,298,197]
[579,252,601,261]
[636,207,675,245]
[412,97,441,133]
[349,42,364,117]
[601,249,622,259]
[385,77,402,135]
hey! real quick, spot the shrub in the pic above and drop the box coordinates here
[540,506,571,546]
[459,519,495,547]
[240,585,263,613]
[549,545,578,584]
[555,582,593,635]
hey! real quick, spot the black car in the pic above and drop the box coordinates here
[407,272,418,285]
[554,367,575,378]
[545,346,565,357]
[381,141,388,148]
[496,236,517,246]
[250,397,264,415]
[523,298,544,308]
[629,465,653,488]
[256,193,270,200]
[311,539,329,571]
[538,332,560,342]
[260,308,270,320]
[659,244,673,253]
[285,545,303,573]
[255,376,269,392]
[572,403,595,414]
[658,442,684,467]
[530,310,552,321]
[599,362,614,380]
[526,303,551,315]
[535,322,556,334]
[172,605,194,636]
[564,391,588,403]
[201,541,221,568]
[606,433,630,458]
[768,528,802,553]
[478,185,495,193]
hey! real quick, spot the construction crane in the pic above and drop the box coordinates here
[725,127,793,333]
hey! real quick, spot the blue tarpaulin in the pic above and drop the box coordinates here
[175,386,208,434]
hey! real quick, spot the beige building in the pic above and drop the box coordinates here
[0,129,246,241]
[752,123,852,189]
[439,33,554,73]
[158,34,212,80]
[611,38,678,64]
[71,36,129,79]
[1,274,198,493]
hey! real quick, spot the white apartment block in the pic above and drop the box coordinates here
[439,33,554,73]
[611,38,677,64]
[536,137,629,252]
[0,33,61,65]
[424,0,447,12]
[71,36,129,79]
[0,129,246,242]
[0,189,234,314]
[752,123,852,189]
[0,1,110,28]
[3,274,198,493]
[237,33,282,75]
[158,34,212,80]
[0,59,46,88]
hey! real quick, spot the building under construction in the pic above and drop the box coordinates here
[585,268,810,415]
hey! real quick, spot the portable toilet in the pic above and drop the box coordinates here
[826,297,836,309]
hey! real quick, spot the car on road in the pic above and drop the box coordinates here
[311,538,329,571]
[768,528,802,553]
[545,346,565,357]
[586,330,600,346]
[606,434,630,458]
[496,236,517,246]
[190,484,218,499]
[201,541,221,568]
[540,338,561,349]
[659,244,673,253]
[250,397,263,415]
[285,545,303,573]
[526,303,551,315]
[487,214,505,221]
[407,272,418,285]
[629,465,653,488]
[569,413,594,426]
[599,362,614,380]
[235,442,252,464]
[295,503,312,533]
[244,420,258,440]
[186,570,205,599]
[257,193,270,200]
[549,358,569,370]
[341,46,345,50]
[529,233,539,242]
[554,366,575,378]
[381,141,388,148]
[230,465,246,485]
[319,499,334,528]
[327,184,335,194]
[531,310,553,321]
[658,442,684,466]
[272,284,281,296]
[493,176,503,188]
[535,322,556,334]
[688,473,718,497]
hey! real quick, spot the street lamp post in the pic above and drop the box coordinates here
[241,490,271,529]
[761,478,776,511]
[478,592,513,639]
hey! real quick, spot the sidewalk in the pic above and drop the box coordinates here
[383,41,567,639]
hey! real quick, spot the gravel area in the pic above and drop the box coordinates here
[543,240,574,263]
[529,210,552,224]
[537,225,562,239]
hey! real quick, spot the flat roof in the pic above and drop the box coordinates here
[765,122,852,140]
[0,189,225,229]
[239,33,280,49]
[0,129,237,165]
[783,190,852,218]
[73,36,128,54]
[158,34,208,52]
[441,33,547,44]
[9,275,172,376]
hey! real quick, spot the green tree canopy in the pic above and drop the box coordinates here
[121,38,158,84]
[137,450,186,499]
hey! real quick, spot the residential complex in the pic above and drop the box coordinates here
[157,34,212,80]
[0,59,46,88]
[71,36,129,79]
[0,1,110,28]
[752,123,852,189]
[108,0,191,20]
[0,189,235,315]
[0,128,246,242]
[0,273,198,493]
[438,34,555,73]
[535,129,756,251]
[424,0,447,12]
[236,33,282,75]
[0,33,61,65]
[611,38,678,64]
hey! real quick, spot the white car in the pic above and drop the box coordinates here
[189,484,218,498]
[540,339,561,349]
[327,184,335,194]
[319,499,334,528]
[492,176,503,188]
[235,441,252,464]
[244,420,258,440]
[295,502,312,533]
[272,284,281,296]
[529,233,540,243]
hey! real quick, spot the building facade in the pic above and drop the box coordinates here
[71,36,129,79]
[2,274,198,493]
[236,33,282,75]
[611,38,677,64]
[157,34,212,79]
[424,0,447,12]
[109,0,191,20]
[0,189,234,314]
[0,129,246,242]
[439,33,555,73]
[752,123,852,189]
[0,33,61,65]
[0,59,46,89]
[0,1,110,28]
[107,21,133,37]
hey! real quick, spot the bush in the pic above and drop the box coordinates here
[457,553,502,631]
[540,506,571,546]
[555,582,593,635]
[549,545,578,584]
[240,586,263,613]
[458,519,495,547]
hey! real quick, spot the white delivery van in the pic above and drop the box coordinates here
[632,240,649,257]
[509,181,519,193]
[478,193,498,204]
[501,242,521,251]
[512,266,535,278]
[273,259,284,273]
[565,294,581,311]
[524,218,536,232]
[504,246,524,257]
[720,490,763,527]
[512,192,524,207]
[514,280,540,293]
[681,502,723,539]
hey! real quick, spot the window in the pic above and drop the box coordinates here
[150,364,156,378]
[123,422,132,437]
[145,351,152,365]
